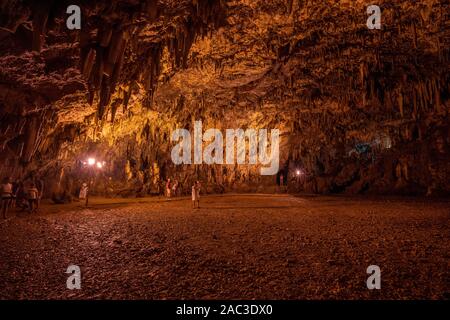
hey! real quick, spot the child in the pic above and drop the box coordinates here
[192,181,201,209]
[26,183,39,213]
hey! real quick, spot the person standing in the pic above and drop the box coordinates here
[1,177,13,219]
[192,180,201,209]
[166,179,172,198]
[79,182,89,206]
[79,182,88,199]
[172,179,179,197]
[26,182,39,213]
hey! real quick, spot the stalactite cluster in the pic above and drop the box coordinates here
[0,0,448,196]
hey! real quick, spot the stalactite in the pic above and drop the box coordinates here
[412,89,417,119]
[107,30,125,65]
[110,100,120,124]
[31,1,52,52]
[427,79,433,106]
[92,47,105,90]
[433,78,442,112]
[99,25,113,48]
[82,48,96,78]
[397,90,404,118]
[98,78,111,120]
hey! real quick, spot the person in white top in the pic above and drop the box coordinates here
[79,182,88,199]
[192,180,201,209]
[1,177,13,219]
[26,182,39,214]
[79,182,89,207]
[172,179,179,197]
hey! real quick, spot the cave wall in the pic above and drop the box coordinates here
[0,0,449,197]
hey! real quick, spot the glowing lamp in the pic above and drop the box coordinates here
[87,158,96,166]
[96,162,103,169]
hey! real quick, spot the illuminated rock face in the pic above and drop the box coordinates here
[0,0,449,196]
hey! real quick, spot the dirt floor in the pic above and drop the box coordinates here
[0,194,448,300]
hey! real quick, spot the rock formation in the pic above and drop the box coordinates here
[0,0,449,197]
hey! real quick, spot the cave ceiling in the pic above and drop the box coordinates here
[0,0,449,192]
[1,1,448,118]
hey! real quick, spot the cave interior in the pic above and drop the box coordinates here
[0,0,449,198]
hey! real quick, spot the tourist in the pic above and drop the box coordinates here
[172,179,179,197]
[166,178,171,198]
[192,180,201,209]
[1,177,13,219]
[26,182,39,213]
[79,182,88,200]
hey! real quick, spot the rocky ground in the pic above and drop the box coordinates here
[0,194,448,300]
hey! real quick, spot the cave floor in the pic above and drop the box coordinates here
[0,194,448,300]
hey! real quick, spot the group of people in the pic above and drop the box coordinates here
[0,176,43,219]
[164,178,179,198]
[1,174,203,218]
[165,179,202,209]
